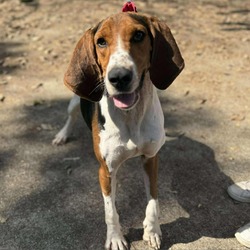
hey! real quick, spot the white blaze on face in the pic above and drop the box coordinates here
[105,35,139,97]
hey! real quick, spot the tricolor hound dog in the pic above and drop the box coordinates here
[54,12,184,250]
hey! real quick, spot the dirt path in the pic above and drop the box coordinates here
[0,0,249,249]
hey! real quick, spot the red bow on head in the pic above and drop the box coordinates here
[122,1,137,12]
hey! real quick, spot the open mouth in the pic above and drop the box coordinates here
[112,92,139,110]
[110,71,145,110]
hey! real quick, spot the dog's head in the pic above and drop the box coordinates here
[64,13,184,109]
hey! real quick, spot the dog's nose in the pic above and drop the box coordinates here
[108,67,133,91]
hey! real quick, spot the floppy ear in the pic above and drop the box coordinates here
[64,27,103,102]
[147,17,184,90]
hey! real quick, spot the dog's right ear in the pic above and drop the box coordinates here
[64,27,103,102]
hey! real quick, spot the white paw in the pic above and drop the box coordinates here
[143,221,162,249]
[143,231,162,249]
[105,233,128,250]
[52,130,68,145]
[143,199,162,249]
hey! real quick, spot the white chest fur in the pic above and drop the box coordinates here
[99,76,165,172]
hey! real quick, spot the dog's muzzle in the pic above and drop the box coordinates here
[108,68,145,110]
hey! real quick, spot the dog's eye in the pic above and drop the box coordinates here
[97,38,107,48]
[132,31,145,43]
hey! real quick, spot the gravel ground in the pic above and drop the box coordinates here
[0,0,249,249]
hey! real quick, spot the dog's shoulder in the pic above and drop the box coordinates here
[80,99,105,131]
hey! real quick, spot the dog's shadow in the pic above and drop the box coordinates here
[124,136,249,248]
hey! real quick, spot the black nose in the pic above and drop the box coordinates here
[108,67,133,91]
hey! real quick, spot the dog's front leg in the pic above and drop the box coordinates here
[99,164,128,250]
[91,108,128,249]
[142,155,162,250]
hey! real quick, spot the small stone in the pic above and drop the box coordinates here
[52,53,58,59]
[32,36,42,41]
[0,80,8,85]
[0,215,8,224]
[33,99,45,106]
[31,83,43,90]
[45,49,52,55]
[0,94,5,102]
[40,123,53,130]
[231,114,245,121]
[200,99,207,105]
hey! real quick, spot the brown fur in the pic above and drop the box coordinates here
[143,155,159,199]
[94,14,152,78]
[91,106,111,196]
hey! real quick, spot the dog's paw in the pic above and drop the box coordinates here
[52,130,68,145]
[143,231,161,249]
[52,134,67,145]
[105,233,128,250]
[143,221,162,249]
[143,199,162,249]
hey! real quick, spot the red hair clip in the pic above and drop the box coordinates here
[122,0,137,12]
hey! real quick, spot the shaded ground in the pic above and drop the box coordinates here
[0,0,249,249]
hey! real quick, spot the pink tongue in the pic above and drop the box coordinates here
[113,93,136,109]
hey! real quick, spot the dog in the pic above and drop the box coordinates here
[54,12,184,250]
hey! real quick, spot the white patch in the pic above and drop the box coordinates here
[99,73,165,173]
[105,35,139,96]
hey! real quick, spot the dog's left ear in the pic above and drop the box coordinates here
[147,17,184,90]
[64,26,103,102]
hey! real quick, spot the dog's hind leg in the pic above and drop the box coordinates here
[142,155,162,249]
[52,94,80,145]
